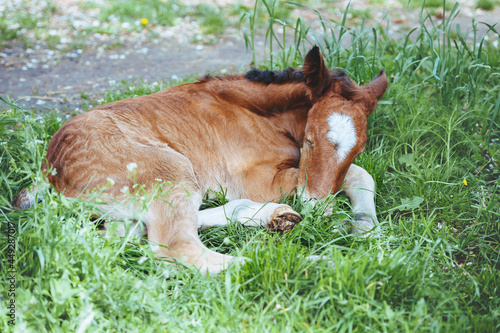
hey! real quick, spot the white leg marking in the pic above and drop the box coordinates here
[197,199,295,230]
[342,164,379,234]
[327,113,357,163]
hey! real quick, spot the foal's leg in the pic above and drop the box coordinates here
[102,184,234,275]
[145,186,234,275]
[342,164,379,233]
[197,199,302,232]
[101,144,236,275]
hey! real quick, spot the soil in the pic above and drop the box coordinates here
[0,0,498,112]
[1,35,253,112]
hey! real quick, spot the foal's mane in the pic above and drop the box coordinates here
[198,68,305,85]
[244,68,306,85]
[199,67,355,97]
[243,68,353,87]
[245,67,357,100]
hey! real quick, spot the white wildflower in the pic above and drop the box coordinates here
[106,178,115,185]
[120,186,129,193]
[126,162,137,172]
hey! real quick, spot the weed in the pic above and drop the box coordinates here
[402,0,454,10]
[476,0,499,10]
[194,4,227,36]
[93,0,186,27]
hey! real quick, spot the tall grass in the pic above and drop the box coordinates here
[1,0,499,331]
[243,0,498,106]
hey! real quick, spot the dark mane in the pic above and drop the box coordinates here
[197,68,306,85]
[245,67,306,85]
[197,67,356,100]
[244,67,353,86]
[199,67,353,88]
[245,67,358,102]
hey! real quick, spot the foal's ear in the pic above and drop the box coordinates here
[353,70,388,115]
[303,46,333,101]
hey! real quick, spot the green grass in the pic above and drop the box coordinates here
[401,0,455,10]
[1,0,500,331]
[194,4,228,36]
[0,0,57,48]
[476,0,500,10]
[87,0,187,27]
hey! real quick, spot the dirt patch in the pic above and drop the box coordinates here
[0,0,498,111]
[1,34,253,111]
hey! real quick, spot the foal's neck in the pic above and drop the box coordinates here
[201,76,311,115]
[201,77,312,145]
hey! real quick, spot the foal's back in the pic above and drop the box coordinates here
[44,78,309,200]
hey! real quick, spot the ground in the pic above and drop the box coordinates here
[0,0,499,111]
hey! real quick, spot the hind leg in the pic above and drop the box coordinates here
[145,186,234,275]
[93,143,236,275]
[99,181,233,275]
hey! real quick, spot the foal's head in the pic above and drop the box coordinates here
[299,46,388,198]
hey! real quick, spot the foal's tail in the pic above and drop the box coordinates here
[12,185,39,210]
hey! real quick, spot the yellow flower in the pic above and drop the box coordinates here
[462,179,467,186]
[417,69,421,74]
[141,18,148,25]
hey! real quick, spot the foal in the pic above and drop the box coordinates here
[15,47,387,275]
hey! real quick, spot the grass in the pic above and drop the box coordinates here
[401,0,455,10]
[1,0,500,331]
[476,0,500,10]
[0,0,57,48]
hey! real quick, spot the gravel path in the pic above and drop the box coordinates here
[1,0,498,111]
[1,35,253,112]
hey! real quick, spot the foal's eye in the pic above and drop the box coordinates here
[305,138,314,148]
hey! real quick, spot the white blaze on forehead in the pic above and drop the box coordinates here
[327,113,357,162]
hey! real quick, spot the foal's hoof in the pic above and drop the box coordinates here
[351,214,380,236]
[268,206,302,233]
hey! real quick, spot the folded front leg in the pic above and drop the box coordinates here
[197,199,302,233]
[342,164,379,234]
